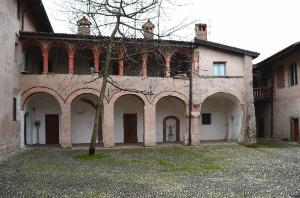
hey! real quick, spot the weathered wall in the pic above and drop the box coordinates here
[267,50,300,140]
[0,0,36,155]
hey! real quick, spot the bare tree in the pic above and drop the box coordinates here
[62,0,194,155]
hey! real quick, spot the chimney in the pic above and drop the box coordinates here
[195,23,207,40]
[77,16,92,35]
[142,19,155,39]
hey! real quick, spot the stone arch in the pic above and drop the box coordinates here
[201,90,242,104]
[154,92,188,105]
[113,93,146,144]
[163,116,180,142]
[66,88,104,106]
[155,95,187,143]
[21,87,64,111]
[22,40,45,53]
[200,92,243,141]
[109,91,149,105]
[45,42,72,55]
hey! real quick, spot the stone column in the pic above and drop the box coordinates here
[144,104,156,147]
[240,55,256,145]
[118,50,124,76]
[60,103,72,148]
[68,51,74,74]
[42,51,48,74]
[184,105,200,145]
[103,103,114,147]
[141,53,148,77]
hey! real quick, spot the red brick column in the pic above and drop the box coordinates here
[163,51,174,78]
[68,51,74,74]
[43,51,48,74]
[118,50,125,76]
[141,53,148,77]
[93,48,102,73]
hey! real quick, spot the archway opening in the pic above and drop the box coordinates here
[74,48,94,74]
[24,93,61,145]
[123,52,142,76]
[200,93,243,141]
[156,96,186,143]
[114,94,144,144]
[24,46,43,74]
[147,51,165,77]
[48,46,68,74]
[71,94,100,144]
[170,52,190,78]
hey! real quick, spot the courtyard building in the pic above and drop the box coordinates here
[0,0,259,152]
[254,42,300,142]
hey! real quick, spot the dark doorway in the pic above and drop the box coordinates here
[257,118,264,138]
[45,114,59,144]
[291,118,299,142]
[123,114,137,143]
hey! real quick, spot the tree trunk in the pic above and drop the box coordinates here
[89,15,121,155]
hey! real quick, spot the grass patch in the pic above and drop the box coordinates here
[158,159,220,173]
[73,152,107,161]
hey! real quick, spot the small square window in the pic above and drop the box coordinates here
[202,113,211,125]
[213,62,225,76]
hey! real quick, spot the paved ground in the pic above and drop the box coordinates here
[0,142,300,197]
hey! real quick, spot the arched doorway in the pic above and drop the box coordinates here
[163,116,180,142]
[71,94,99,144]
[114,94,144,144]
[24,93,61,145]
[23,45,43,74]
[200,92,243,141]
[156,96,186,143]
[48,46,68,73]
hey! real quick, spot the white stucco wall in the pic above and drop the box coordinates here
[200,95,242,141]
[71,94,97,144]
[156,97,186,142]
[114,95,144,143]
[24,93,61,144]
[197,47,244,76]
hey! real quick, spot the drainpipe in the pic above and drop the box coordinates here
[188,68,193,146]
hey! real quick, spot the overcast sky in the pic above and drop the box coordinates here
[42,0,300,63]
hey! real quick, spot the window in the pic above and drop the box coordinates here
[13,97,17,121]
[290,63,298,86]
[202,113,211,125]
[213,62,225,76]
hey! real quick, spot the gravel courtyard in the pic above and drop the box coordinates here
[1,143,300,197]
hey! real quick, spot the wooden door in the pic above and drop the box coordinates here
[123,114,137,143]
[291,118,299,142]
[45,114,59,144]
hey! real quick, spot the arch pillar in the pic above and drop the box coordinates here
[42,51,48,74]
[141,53,148,77]
[93,48,102,73]
[60,102,72,148]
[144,104,156,146]
[184,104,201,145]
[103,102,114,147]
[118,50,125,76]
[68,51,75,74]
[163,51,174,78]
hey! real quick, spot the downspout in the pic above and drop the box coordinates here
[270,70,274,138]
[188,67,193,145]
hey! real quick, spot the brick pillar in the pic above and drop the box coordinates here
[60,103,72,148]
[103,103,114,147]
[43,51,48,74]
[144,104,156,147]
[192,51,200,74]
[141,53,148,77]
[93,48,101,73]
[118,50,124,76]
[68,51,74,74]
[163,51,174,78]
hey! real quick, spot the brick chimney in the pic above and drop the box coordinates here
[195,24,207,40]
[142,19,155,39]
[77,16,92,35]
